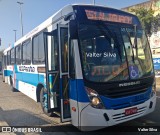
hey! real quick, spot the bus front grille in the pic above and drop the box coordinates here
[104,87,148,98]
[112,106,147,122]
[85,76,154,98]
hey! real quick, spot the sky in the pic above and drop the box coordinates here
[0,0,149,50]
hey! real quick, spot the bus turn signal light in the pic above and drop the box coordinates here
[72,107,76,112]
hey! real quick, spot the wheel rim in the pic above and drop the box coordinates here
[41,88,48,111]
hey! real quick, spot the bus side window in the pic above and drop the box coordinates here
[33,32,45,64]
[60,28,68,72]
[4,55,7,68]
[10,48,15,65]
[15,45,21,65]
[2,55,5,69]
[7,51,10,65]
[22,40,31,65]
[50,30,58,71]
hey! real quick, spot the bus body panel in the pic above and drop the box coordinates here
[100,87,152,109]
[3,47,13,84]
[69,39,88,126]
[70,99,79,127]
[6,66,13,85]
[14,65,46,101]
[18,80,37,100]
[80,94,156,131]
[3,70,8,83]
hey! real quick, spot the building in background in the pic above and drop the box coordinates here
[122,0,160,77]
[122,0,160,15]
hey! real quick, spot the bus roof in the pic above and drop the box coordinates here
[14,4,138,47]
[14,4,74,47]
[3,46,11,54]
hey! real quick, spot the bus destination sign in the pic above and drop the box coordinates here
[85,10,133,24]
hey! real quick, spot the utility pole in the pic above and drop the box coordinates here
[93,0,95,5]
[17,1,24,37]
[13,30,17,42]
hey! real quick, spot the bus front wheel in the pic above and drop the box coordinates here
[40,87,53,117]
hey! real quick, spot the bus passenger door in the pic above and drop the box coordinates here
[58,24,71,122]
[44,31,60,114]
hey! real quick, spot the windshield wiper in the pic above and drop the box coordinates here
[134,25,138,56]
[125,29,135,63]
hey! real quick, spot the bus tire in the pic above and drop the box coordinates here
[40,87,53,117]
[10,76,16,92]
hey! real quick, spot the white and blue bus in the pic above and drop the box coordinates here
[2,4,156,131]
[2,46,13,83]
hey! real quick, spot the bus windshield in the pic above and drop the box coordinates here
[79,23,153,82]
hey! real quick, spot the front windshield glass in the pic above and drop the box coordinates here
[79,23,129,82]
[121,26,153,79]
[79,23,153,82]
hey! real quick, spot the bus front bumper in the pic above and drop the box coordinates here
[80,94,156,131]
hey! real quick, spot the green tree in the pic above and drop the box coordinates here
[131,8,155,35]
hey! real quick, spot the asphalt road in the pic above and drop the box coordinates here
[0,76,160,135]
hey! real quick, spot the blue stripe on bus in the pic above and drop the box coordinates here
[13,68,153,107]
[4,70,13,76]
[15,72,45,87]
[69,79,78,101]
[69,79,89,102]
[13,65,46,88]
[69,79,152,106]
[100,87,152,109]
[14,71,90,102]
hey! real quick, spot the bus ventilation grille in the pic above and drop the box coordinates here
[112,106,147,122]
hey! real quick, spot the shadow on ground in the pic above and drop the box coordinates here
[0,107,51,134]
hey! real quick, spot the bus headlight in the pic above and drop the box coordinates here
[91,97,100,106]
[85,87,105,109]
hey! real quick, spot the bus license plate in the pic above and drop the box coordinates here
[125,107,137,116]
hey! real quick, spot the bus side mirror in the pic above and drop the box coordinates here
[69,20,78,39]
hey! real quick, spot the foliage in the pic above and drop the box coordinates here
[131,8,155,35]
[152,13,160,32]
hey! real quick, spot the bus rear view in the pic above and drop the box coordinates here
[72,5,156,131]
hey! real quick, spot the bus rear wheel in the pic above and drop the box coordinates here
[40,87,53,117]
